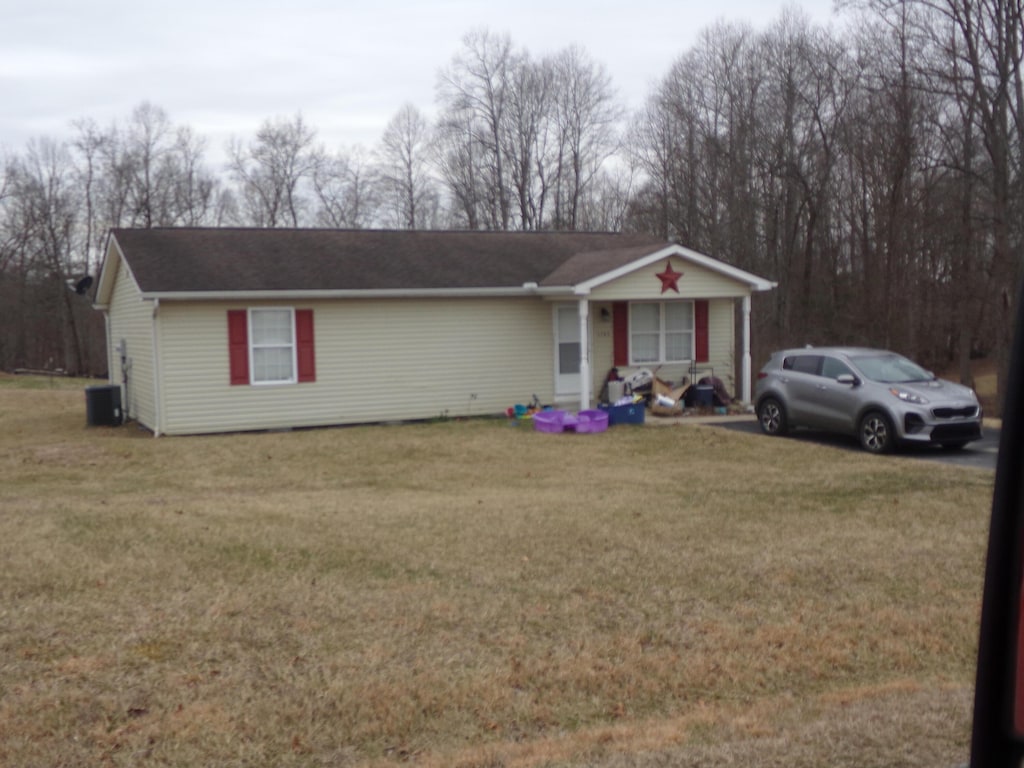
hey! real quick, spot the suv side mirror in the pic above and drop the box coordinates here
[836,373,859,386]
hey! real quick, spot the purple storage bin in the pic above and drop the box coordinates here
[575,409,609,433]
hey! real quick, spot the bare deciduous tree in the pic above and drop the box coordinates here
[227,113,320,227]
[928,0,1024,404]
[435,31,626,232]
[312,146,379,229]
[503,54,552,229]
[2,139,86,372]
[437,28,516,229]
[432,107,485,229]
[376,104,438,229]
[549,45,622,230]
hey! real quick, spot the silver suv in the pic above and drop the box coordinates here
[755,347,983,453]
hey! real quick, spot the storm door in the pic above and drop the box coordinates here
[555,304,581,397]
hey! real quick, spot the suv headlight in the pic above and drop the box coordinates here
[889,387,929,405]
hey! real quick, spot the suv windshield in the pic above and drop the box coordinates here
[850,353,932,383]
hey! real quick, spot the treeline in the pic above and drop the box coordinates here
[1,1,1021,406]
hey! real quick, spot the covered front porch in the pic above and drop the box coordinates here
[535,244,775,416]
[553,293,760,415]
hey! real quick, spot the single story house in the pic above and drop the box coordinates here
[93,228,776,436]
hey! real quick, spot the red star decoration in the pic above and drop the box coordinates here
[655,261,683,294]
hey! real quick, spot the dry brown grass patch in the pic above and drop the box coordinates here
[0,378,993,766]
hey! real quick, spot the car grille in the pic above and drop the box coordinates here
[932,406,979,419]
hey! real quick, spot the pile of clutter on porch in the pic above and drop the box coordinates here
[597,366,733,425]
[505,367,734,434]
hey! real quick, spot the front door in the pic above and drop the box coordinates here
[555,304,581,397]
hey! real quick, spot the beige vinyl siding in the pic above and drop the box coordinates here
[590,306,617,395]
[706,299,736,393]
[589,256,747,301]
[106,260,158,429]
[157,297,555,435]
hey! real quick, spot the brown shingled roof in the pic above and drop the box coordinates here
[538,244,671,287]
[110,228,669,294]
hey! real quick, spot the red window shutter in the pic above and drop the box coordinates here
[227,310,249,385]
[695,300,709,363]
[612,302,629,366]
[295,309,316,383]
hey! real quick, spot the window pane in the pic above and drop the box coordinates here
[557,308,578,339]
[665,301,693,332]
[559,342,581,374]
[666,332,692,361]
[253,347,293,383]
[632,334,659,363]
[822,357,852,379]
[252,309,292,344]
[787,355,821,375]
[630,303,659,332]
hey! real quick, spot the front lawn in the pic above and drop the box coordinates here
[0,379,992,767]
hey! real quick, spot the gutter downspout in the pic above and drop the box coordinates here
[151,298,162,437]
[102,311,112,384]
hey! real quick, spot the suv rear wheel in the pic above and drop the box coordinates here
[757,397,788,436]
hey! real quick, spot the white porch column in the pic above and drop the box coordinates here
[578,298,591,410]
[741,294,752,404]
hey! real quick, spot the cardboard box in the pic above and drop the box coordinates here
[649,377,686,416]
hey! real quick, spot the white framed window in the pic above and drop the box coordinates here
[630,301,694,364]
[249,308,296,384]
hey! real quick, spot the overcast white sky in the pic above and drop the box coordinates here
[1,0,840,165]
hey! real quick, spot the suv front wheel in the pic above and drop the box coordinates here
[859,411,895,453]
